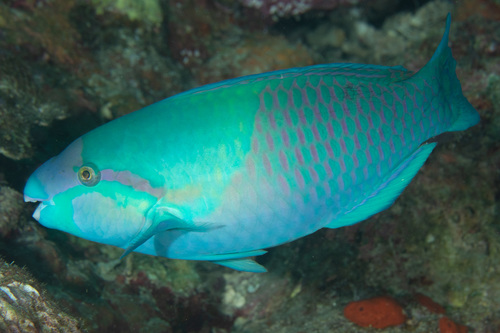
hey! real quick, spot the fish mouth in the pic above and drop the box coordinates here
[24,195,41,203]
[25,198,54,222]
[35,200,56,220]
[24,174,54,222]
[24,171,50,202]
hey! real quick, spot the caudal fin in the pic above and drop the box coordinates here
[414,13,479,132]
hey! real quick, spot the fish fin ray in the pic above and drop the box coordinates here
[120,211,180,259]
[121,201,218,259]
[189,249,267,272]
[188,249,267,261]
[324,142,437,229]
[213,258,267,273]
[412,13,479,131]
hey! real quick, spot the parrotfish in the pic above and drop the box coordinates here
[24,14,478,272]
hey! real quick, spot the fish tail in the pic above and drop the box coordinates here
[414,13,479,132]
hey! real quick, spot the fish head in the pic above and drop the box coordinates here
[23,137,148,247]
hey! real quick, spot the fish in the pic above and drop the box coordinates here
[24,14,479,273]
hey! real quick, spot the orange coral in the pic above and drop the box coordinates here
[344,296,406,329]
[415,293,446,314]
[439,317,468,333]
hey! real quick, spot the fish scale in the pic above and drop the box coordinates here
[24,14,479,272]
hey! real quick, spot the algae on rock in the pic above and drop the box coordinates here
[91,0,163,26]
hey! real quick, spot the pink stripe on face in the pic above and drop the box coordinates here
[101,169,164,199]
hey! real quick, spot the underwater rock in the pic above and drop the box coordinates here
[0,187,25,239]
[165,0,250,80]
[238,0,356,18]
[0,55,66,160]
[0,0,85,68]
[90,0,163,26]
[86,27,184,119]
[0,258,84,332]
[197,33,313,84]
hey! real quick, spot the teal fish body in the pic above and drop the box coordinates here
[24,14,479,272]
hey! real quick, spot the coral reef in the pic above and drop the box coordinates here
[197,33,314,84]
[239,0,356,18]
[439,317,468,333]
[0,187,26,240]
[0,258,83,332]
[0,55,66,159]
[415,293,446,314]
[344,296,406,329]
[0,0,84,67]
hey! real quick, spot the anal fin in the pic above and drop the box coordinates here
[188,249,268,273]
[325,143,437,229]
[213,258,267,273]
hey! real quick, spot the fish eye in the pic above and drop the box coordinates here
[78,163,101,187]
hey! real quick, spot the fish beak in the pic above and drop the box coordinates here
[32,202,47,221]
[24,195,39,203]
[24,174,54,223]
[24,173,52,222]
[23,174,49,203]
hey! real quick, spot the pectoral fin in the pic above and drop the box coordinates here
[120,200,217,259]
